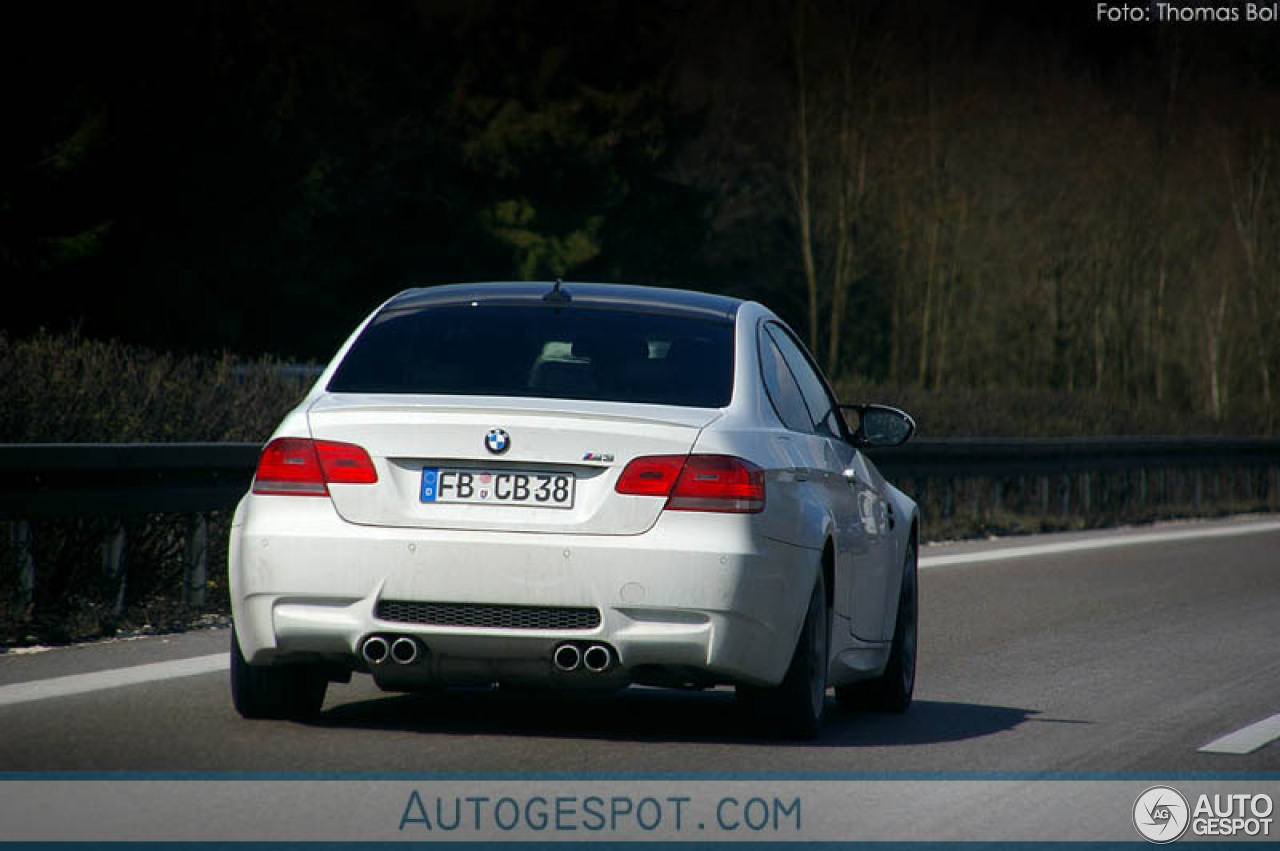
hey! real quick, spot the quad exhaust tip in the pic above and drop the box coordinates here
[583,643,613,673]
[369,635,607,673]
[361,635,389,666]
[390,636,420,665]
[553,643,582,672]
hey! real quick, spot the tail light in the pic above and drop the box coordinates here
[252,437,378,496]
[614,454,686,496]
[616,454,765,513]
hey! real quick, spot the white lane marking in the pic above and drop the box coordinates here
[1200,713,1280,755]
[919,520,1280,568]
[0,653,227,708]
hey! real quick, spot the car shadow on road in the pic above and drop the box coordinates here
[306,687,1048,747]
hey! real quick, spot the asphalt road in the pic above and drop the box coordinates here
[2,515,1277,773]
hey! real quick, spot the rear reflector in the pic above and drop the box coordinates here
[616,454,765,513]
[253,437,378,496]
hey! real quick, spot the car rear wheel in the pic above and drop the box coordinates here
[836,540,917,713]
[738,575,828,739]
[230,627,328,720]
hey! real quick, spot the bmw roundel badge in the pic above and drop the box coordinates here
[485,428,511,455]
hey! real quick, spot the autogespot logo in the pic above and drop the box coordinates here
[1134,786,1190,844]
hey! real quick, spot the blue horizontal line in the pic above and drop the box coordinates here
[1,770,1278,781]
[0,839,1239,844]
[0,842,1244,850]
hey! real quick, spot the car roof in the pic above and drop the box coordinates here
[382,281,743,321]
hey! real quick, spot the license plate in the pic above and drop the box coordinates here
[420,468,575,508]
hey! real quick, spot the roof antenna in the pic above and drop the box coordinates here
[543,278,572,305]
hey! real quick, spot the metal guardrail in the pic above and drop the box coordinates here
[869,436,1280,533]
[0,443,261,519]
[0,438,1276,626]
[0,438,1277,518]
[866,436,1280,478]
[0,443,263,614]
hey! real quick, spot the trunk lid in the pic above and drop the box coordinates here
[307,394,718,535]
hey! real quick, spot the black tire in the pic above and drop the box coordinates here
[230,627,328,720]
[738,575,828,739]
[835,540,917,713]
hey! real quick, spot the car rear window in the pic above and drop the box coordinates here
[327,303,735,407]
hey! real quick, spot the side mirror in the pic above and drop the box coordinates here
[840,404,916,448]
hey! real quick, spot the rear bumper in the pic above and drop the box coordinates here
[228,494,819,688]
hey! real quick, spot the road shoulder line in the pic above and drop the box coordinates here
[0,653,227,708]
[1200,713,1280,755]
[920,520,1280,568]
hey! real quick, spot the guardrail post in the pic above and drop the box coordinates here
[1080,472,1091,515]
[102,522,127,618]
[9,520,35,619]
[183,513,208,608]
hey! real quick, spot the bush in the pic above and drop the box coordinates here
[0,329,317,443]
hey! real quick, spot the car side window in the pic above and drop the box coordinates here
[765,324,844,440]
[758,326,813,433]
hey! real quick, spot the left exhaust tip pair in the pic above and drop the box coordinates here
[361,634,420,666]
